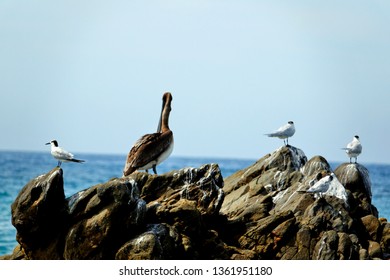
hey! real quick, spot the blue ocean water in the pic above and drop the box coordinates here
[0,151,389,256]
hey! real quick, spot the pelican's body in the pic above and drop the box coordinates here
[123,92,174,176]
[265,121,295,145]
[45,140,85,167]
[342,135,362,163]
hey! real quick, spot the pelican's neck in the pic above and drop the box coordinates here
[157,94,172,133]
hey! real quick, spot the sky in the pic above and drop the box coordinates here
[0,0,390,164]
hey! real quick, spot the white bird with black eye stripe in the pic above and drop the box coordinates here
[45,140,85,167]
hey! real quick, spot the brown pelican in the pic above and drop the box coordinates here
[123,92,174,176]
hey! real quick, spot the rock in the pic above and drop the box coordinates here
[313,230,338,260]
[380,221,390,257]
[334,163,377,217]
[11,168,67,259]
[115,224,178,260]
[4,146,390,260]
[63,177,146,259]
[367,240,382,259]
[361,215,381,242]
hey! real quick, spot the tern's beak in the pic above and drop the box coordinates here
[45,142,51,145]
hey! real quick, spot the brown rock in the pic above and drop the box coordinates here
[115,224,178,260]
[334,163,377,217]
[64,178,146,259]
[361,215,381,242]
[367,240,382,259]
[11,168,67,259]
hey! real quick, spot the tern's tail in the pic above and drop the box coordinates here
[70,158,85,163]
[265,133,276,137]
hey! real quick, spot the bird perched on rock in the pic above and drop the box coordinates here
[45,140,85,167]
[265,121,295,146]
[299,174,334,198]
[342,135,362,163]
[123,92,174,176]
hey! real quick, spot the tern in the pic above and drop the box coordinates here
[342,135,362,163]
[299,174,334,198]
[45,140,85,167]
[265,121,295,145]
[123,92,174,176]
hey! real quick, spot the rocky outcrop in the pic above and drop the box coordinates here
[221,146,388,260]
[2,146,390,260]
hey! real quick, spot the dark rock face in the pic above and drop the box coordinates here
[11,168,67,259]
[3,147,390,260]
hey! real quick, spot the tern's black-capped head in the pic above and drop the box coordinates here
[288,121,294,125]
[46,140,58,147]
[328,175,333,181]
[354,135,360,140]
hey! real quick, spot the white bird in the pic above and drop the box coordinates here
[304,174,334,198]
[265,121,295,145]
[342,135,362,163]
[45,140,85,167]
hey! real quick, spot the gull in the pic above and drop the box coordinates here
[45,140,85,167]
[342,135,362,163]
[265,121,295,145]
[299,174,334,198]
[123,92,174,176]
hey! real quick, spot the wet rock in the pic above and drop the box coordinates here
[11,168,67,259]
[115,224,178,260]
[140,163,224,216]
[64,178,146,259]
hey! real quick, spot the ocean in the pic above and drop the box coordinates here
[0,151,389,256]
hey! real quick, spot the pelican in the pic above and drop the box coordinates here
[265,121,295,145]
[342,135,362,163]
[45,140,85,167]
[123,92,174,176]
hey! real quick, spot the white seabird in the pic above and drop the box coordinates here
[303,174,334,198]
[265,121,295,145]
[342,135,362,163]
[45,140,85,167]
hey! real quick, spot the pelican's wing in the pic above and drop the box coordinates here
[124,131,173,174]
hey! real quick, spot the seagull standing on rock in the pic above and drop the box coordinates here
[45,140,85,167]
[342,135,362,163]
[265,121,295,146]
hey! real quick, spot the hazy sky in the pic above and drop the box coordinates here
[1,0,389,164]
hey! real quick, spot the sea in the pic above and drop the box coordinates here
[0,151,389,256]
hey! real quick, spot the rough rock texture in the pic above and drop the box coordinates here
[2,146,390,260]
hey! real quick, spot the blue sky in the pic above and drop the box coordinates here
[1,0,389,164]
